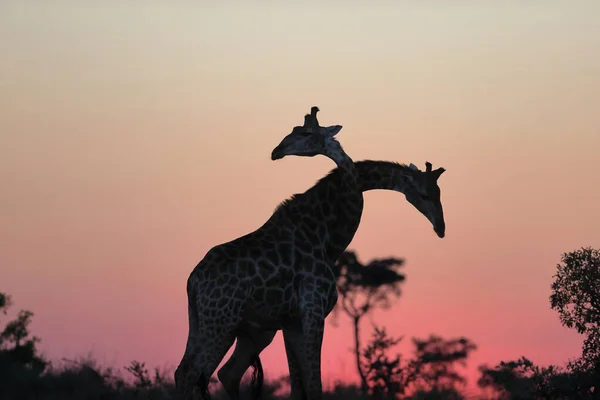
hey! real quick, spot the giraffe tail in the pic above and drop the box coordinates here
[249,353,264,400]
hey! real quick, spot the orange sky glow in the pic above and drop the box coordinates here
[1,1,599,393]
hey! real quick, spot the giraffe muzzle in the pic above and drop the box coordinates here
[434,222,445,238]
[271,147,284,160]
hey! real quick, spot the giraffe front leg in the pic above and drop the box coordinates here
[299,315,325,400]
[282,327,307,400]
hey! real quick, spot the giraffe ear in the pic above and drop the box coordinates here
[409,163,419,171]
[432,167,445,180]
[323,125,342,137]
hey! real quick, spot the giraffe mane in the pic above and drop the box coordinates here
[314,160,412,186]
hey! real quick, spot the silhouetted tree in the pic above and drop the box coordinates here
[550,247,600,396]
[362,326,407,398]
[0,292,11,348]
[478,357,596,399]
[410,335,476,393]
[0,292,11,313]
[2,310,36,348]
[331,250,406,394]
[0,292,47,374]
[361,325,475,398]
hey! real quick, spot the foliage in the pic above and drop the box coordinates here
[361,325,475,399]
[333,251,406,317]
[550,247,600,372]
[411,335,477,393]
[332,250,406,392]
[362,325,407,398]
[0,291,177,399]
[0,290,478,399]
[478,356,597,399]
[0,292,12,314]
[549,247,600,398]
[0,293,48,379]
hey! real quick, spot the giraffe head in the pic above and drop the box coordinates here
[404,161,446,238]
[271,106,343,160]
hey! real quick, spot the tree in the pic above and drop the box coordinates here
[361,325,476,398]
[361,326,407,398]
[550,247,600,396]
[0,292,47,374]
[0,292,11,313]
[0,292,12,337]
[410,335,477,393]
[478,357,596,399]
[2,310,37,348]
[331,250,406,393]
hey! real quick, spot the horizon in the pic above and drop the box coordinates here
[1,1,599,394]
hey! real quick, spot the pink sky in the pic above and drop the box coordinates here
[1,1,599,391]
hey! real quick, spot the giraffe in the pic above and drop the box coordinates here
[216,160,446,400]
[174,107,363,400]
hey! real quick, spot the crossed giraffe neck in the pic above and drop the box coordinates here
[216,160,446,400]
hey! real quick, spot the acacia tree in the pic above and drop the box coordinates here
[550,246,600,396]
[331,250,406,394]
[411,335,477,393]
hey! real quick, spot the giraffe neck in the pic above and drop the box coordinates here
[287,161,416,263]
[354,160,416,194]
[267,162,415,268]
[318,139,363,262]
[324,140,358,192]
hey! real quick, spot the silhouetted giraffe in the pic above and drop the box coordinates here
[175,107,363,400]
[217,160,446,400]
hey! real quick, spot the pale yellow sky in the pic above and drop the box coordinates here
[1,1,599,387]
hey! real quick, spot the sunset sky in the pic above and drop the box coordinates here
[1,1,599,391]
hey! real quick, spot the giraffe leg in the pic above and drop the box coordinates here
[190,324,239,400]
[175,291,201,399]
[176,285,245,400]
[290,314,325,400]
[304,317,325,400]
[282,327,307,400]
[176,331,236,400]
[217,328,276,400]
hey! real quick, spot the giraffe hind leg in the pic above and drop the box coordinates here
[181,321,238,400]
[175,285,202,399]
[217,328,276,400]
[177,283,243,400]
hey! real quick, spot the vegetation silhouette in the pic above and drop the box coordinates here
[361,326,476,399]
[2,246,599,399]
[331,250,406,394]
[0,290,474,400]
[478,247,600,399]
